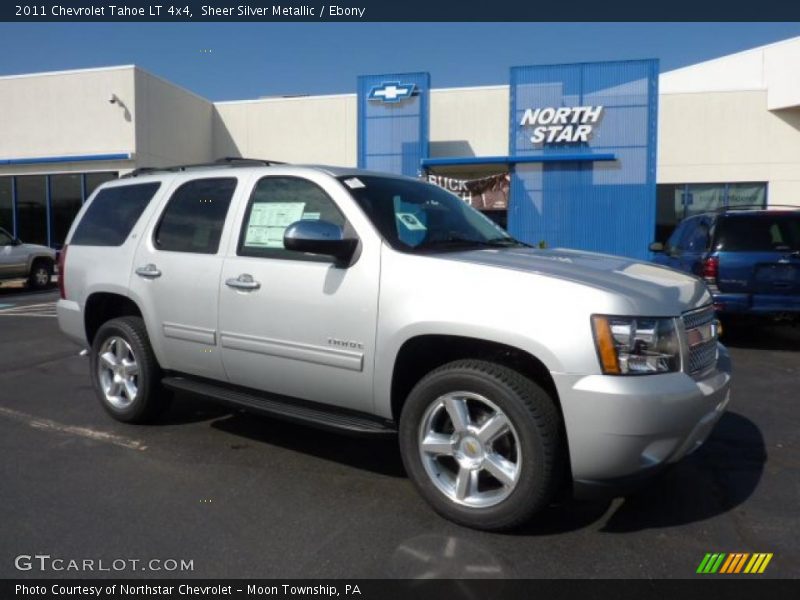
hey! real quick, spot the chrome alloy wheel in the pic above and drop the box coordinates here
[34,266,50,286]
[97,336,140,409]
[418,392,522,508]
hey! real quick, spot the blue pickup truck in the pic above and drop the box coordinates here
[651,207,800,320]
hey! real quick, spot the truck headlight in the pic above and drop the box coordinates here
[591,315,680,375]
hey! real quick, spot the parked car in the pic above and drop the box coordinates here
[0,227,56,290]
[57,159,731,531]
[651,207,800,320]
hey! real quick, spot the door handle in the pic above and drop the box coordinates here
[135,264,162,278]
[225,273,261,291]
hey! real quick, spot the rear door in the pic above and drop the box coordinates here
[714,213,800,299]
[129,176,240,381]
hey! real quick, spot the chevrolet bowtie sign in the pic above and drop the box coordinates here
[368,81,416,103]
[520,105,604,144]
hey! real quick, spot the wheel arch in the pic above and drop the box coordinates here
[390,334,563,425]
[84,292,144,346]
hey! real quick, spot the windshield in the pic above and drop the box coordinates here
[339,175,523,253]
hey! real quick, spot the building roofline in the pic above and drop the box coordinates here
[0,64,136,81]
[660,35,800,78]
[132,66,212,104]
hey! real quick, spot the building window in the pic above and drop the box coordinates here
[655,182,767,243]
[50,174,83,248]
[85,172,118,198]
[0,177,12,235]
[0,171,118,248]
[15,175,48,246]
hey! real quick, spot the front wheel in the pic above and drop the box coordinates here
[399,359,563,531]
[28,259,53,290]
[90,316,169,423]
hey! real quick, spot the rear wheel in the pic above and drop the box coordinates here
[90,316,169,423]
[28,258,53,290]
[399,359,563,531]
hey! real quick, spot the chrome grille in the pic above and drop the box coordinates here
[682,305,718,375]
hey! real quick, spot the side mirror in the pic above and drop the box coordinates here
[284,220,357,262]
[649,242,664,252]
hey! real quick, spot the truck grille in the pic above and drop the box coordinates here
[682,305,718,375]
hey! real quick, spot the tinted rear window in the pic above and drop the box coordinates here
[715,213,800,252]
[71,183,161,246]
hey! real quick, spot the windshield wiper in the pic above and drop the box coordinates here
[417,236,527,250]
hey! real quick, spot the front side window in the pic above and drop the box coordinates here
[238,177,346,259]
[340,176,522,253]
[71,182,161,247]
[0,228,13,245]
[155,178,237,254]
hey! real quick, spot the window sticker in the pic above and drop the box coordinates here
[396,212,427,231]
[302,212,321,220]
[343,177,366,189]
[244,202,306,248]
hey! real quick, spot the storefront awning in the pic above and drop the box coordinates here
[420,153,616,168]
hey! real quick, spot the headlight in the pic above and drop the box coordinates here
[591,315,680,375]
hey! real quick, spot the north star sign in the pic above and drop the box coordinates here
[520,105,604,144]
[368,82,416,103]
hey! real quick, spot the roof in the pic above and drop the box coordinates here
[659,36,800,110]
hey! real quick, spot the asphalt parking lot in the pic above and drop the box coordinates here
[0,285,798,579]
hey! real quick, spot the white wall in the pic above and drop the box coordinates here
[658,90,800,206]
[0,66,136,174]
[430,86,509,158]
[213,95,357,166]
[134,68,214,168]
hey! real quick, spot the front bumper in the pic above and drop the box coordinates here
[552,344,732,499]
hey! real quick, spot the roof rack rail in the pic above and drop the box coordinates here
[121,157,285,178]
[712,204,799,213]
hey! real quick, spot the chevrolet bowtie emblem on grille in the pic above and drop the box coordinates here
[368,81,416,103]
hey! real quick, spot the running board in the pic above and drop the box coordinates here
[161,375,397,438]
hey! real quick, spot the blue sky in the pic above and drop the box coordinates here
[1,22,799,101]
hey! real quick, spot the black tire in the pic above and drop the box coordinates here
[399,359,563,531]
[90,316,170,424]
[27,258,53,290]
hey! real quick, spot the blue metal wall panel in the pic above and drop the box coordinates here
[508,60,659,259]
[357,73,430,177]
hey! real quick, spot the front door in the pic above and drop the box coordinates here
[129,177,239,381]
[218,175,380,413]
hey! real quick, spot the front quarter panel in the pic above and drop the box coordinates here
[371,246,633,418]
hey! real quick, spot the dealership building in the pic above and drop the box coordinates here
[1,36,798,258]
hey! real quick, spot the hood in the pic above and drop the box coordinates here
[21,242,55,255]
[441,247,711,313]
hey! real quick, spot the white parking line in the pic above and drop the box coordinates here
[0,406,147,451]
[0,301,57,317]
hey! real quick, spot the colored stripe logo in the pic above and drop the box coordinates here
[697,553,773,574]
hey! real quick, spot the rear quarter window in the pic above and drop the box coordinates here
[70,182,161,246]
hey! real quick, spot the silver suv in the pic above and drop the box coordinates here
[0,227,56,290]
[57,160,732,530]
